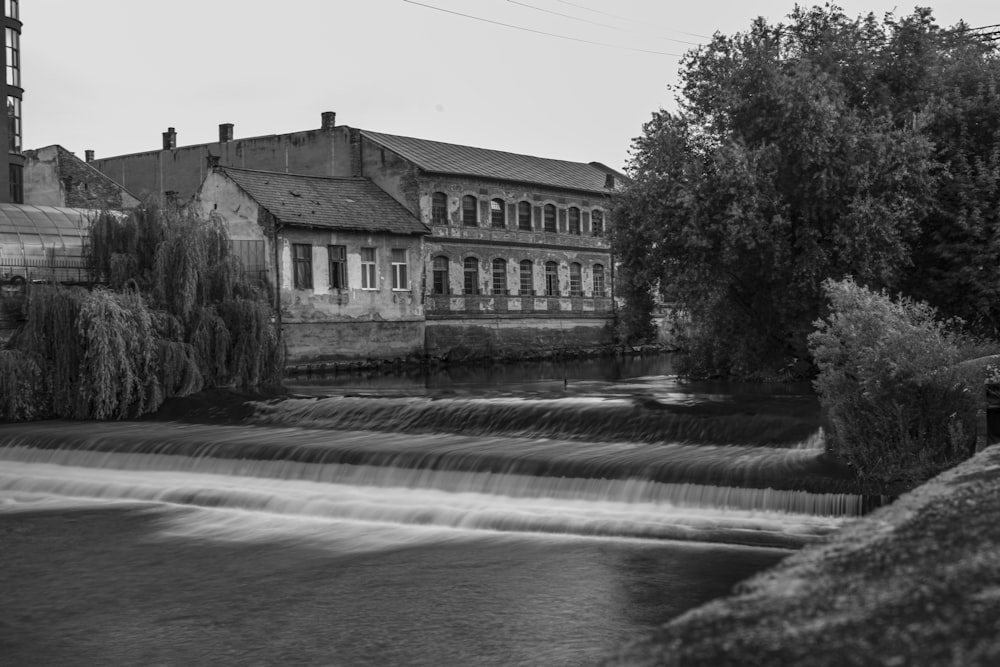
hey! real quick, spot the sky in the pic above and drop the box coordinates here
[21,1,999,172]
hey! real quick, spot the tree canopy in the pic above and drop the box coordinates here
[612,4,1000,379]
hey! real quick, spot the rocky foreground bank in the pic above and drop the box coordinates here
[604,444,1000,666]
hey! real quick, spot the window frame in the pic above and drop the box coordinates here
[328,244,347,289]
[519,259,533,296]
[543,204,557,233]
[569,262,582,296]
[390,248,409,291]
[432,256,450,295]
[592,210,605,237]
[463,257,480,295]
[462,195,478,227]
[517,201,532,231]
[5,27,19,88]
[292,243,314,290]
[568,207,581,235]
[360,247,377,290]
[544,261,559,297]
[491,258,508,295]
[593,263,606,297]
[431,192,448,225]
[490,198,506,228]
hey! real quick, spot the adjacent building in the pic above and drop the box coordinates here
[23,145,139,209]
[194,165,429,364]
[2,0,22,203]
[90,113,620,364]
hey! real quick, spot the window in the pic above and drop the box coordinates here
[361,247,377,289]
[431,192,448,224]
[7,96,19,153]
[328,245,347,289]
[492,258,508,294]
[432,256,450,295]
[462,195,478,226]
[292,243,313,290]
[5,27,19,88]
[569,263,582,296]
[518,201,532,230]
[545,261,559,296]
[463,257,480,295]
[592,210,605,236]
[568,207,581,235]
[8,163,21,204]
[543,204,556,232]
[5,1,18,20]
[593,264,606,297]
[490,199,506,228]
[391,248,408,290]
[519,260,533,296]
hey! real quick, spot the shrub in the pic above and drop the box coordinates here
[809,278,983,487]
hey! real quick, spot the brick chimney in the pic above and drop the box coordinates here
[162,127,177,150]
[219,123,234,143]
[84,149,94,163]
[321,111,337,130]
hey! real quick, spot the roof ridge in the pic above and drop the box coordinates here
[359,129,598,167]
[218,166,367,182]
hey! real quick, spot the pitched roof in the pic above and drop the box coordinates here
[360,130,617,194]
[219,168,428,235]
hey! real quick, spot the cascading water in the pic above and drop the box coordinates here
[0,365,874,666]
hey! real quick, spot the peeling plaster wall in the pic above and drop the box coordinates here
[195,170,426,364]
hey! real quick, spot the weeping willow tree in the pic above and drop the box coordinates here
[0,203,283,421]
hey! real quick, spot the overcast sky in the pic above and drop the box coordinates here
[21,1,998,171]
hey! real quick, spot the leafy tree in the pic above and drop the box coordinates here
[0,203,283,421]
[809,278,985,488]
[613,4,1000,378]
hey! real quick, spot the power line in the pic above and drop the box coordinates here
[552,0,712,39]
[402,0,685,57]
[506,0,701,46]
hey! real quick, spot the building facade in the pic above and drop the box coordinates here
[2,0,22,203]
[194,166,429,365]
[91,112,619,362]
[23,145,139,209]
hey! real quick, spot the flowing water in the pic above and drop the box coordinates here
[0,357,867,666]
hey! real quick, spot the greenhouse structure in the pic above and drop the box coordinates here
[0,203,97,287]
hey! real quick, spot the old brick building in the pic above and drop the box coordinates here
[23,145,139,209]
[91,113,619,363]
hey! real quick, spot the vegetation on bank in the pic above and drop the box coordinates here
[611,5,1000,379]
[809,278,997,488]
[0,204,283,421]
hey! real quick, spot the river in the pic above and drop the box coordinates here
[0,355,861,666]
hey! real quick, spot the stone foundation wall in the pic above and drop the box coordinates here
[282,319,425,366]
[426,315,614,361]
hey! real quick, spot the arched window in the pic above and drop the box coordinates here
[569,262,582,296]
[593,263,606,297]
[518,201,532,230]
[462,195,478,227]
[568,207,581,235]
[432,256,450,295]
[545,261,559,296]
[543,204,557,233]
[490,199,506,228]
[492,258,508,294]
[519,259,533,296]
[431,192,448,224]
[592,210,604,236]
[463,257,480,295]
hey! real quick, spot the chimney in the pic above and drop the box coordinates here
[84,149,94,163]
[162,127,177,150]
[604,173,615,189]
[321,111,337,130]
[206,155,220,169]
[219,123,234,143]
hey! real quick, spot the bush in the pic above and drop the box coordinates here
[808,278,985,487]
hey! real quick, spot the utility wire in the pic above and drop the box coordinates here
[402,0,685,57]
[506,0,701,46]
[552,0,712,39]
